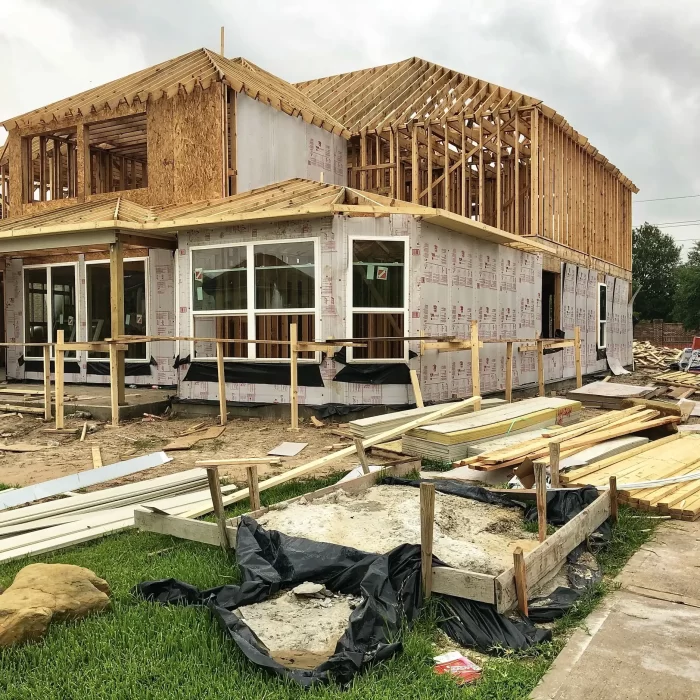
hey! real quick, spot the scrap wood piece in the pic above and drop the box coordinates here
[267,442,307,457]
[182,396,481,519]
[0,443,46,453]
[196,457,282,466]
[165,425,225,451]
[607,357,630,376]
[80,422,88,442]
[310,416,324,428]
[91,446,103,469]
[0,404,44,415]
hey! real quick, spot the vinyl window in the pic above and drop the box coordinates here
[597,283,607,349]
[190,239,318,361]
[347,237,409,362]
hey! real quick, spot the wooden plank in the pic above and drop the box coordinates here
[420,482,435,598]
[42,345,51,421]
[609,475,618,522]
[550,441,561,488]
[513,546,528,615]
[91,446,103,469]
[206,466,231,552]
[495,491,611,612]
[471,320,480,402]
[183,397,480,518]
[109,238,125,409]
[410,368,424,408]
[535,462,547,542]
[505,341,513,403]
[55,330,65,429]
[354,438,370,475]
[109,343,119,427]
[537,339,545,396]
[290,322,299,430]
[246,465,261,511]
[79,421,88,442]
[165,425,225,451]
[196,457,282,466]
[574,325,582,388]
[431,567,496,604]
[216,341,227,426]
[134,509,227,547]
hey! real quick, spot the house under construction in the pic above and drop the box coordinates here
[0,48,635,407]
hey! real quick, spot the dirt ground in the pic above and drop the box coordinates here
[0,412,363,490]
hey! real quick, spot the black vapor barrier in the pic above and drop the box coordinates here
[135,482,611,688]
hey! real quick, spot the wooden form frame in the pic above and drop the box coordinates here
[134,456,613,613]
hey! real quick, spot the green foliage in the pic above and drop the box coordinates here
[633,222,681,321]
[674,241,700,331]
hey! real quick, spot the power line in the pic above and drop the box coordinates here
[635,194,700,203]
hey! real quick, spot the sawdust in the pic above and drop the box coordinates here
[236,590,357,669]
[259,485,537,575]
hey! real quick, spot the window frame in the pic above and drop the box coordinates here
[22,261,79,360]
[84,256,150,362]
[597,282,607,350]
[189,237,320,363]
[346,235,409,364]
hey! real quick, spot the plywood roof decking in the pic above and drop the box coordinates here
[296,56,636,190]
[1,48,350,139]
[0,178,553,254]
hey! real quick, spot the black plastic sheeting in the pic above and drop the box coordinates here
[136,483,610,688]
[86,358,155,377]
[183,360,324,387]
[332,347,412,385]
[21,358,81,374]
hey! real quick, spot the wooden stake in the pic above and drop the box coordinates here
[470,320,481,404]
[91,446,103,469]
[574,325,582,388]
[55,332,64,430]
[513,546,528,616]
[505,341,513,403]
[420,482,435,599]
[42,344,52,421]
[354,438,370,475]
[246,465,261,511]
[80,421,88,442]
[109,239,125,408]
[535,462,547,542]
[537,339,545,397]
[609,475,618,524]
[410,369,424,408]
[549,441,561,488]
[216,341,227,426]
[109,343,119,427]
[206,466,231,551]
[289,323,299,430]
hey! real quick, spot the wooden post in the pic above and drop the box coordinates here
[574,325,582,388]
[220,25,225,55]
[411,122,419,203]
[109,238,125,407]
[246,465,261,511]
[505,341,513,403]
[535,461,547,542]
[537,339,545,397]
[42,344,52,421]
[420,482,435,599]
[410,368,424,408]
[513,546,528,616]
[354,438,371,475]
[109,343,119,426]
[470,320,481,405]
[55,332,64,429]
[216,341,227,426]
[609,475,618,524]
[549,441,561,488]
[289,323,299,430]
[206,466,231,551]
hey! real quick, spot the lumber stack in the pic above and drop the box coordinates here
[0,469,236,563]
[565,381,659,408]
[651,371,700,390]
[401,397,582,461]
[347,398,505,440]
[451,405,679,472]
[633,340,680,370]
[562,433,700,520]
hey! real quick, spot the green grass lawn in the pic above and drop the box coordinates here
[0,475,658,700]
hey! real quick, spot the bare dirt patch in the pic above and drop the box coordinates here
[258,484,537,575]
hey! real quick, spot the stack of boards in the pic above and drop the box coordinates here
[0,468,236,564]
[400,397,582,461]
[347,398,505,440]
[565,381,659,408]
[563,433,700,520]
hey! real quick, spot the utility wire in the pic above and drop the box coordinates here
[635,194,700,203]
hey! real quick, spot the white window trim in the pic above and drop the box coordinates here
[346,235,409,363]
[189,237,320,363]
[597,282,607,350]
[84,256,150,362]
[22,261,79,360]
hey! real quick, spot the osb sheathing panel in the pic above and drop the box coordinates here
[147,96,175,206]
[172,82,223,203]
[7,132,22,213]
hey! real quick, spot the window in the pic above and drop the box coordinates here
[541,270,561,339]
[597,283,607,349]
[348,238,408,361]
[191,239,317,360]
[22,130,78,203]
[86,259,148,360]
[24,264,77,359]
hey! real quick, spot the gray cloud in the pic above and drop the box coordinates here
[3,0,700,253]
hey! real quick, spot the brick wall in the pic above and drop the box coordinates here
[634,320,697,348]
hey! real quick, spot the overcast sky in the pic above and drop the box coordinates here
[2,0,699,255]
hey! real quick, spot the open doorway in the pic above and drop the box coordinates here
[541,270,561,339]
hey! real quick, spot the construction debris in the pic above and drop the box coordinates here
[566,381,659,408]
[164,425,225,450]
[633,340,680,369]
[651,371,700,390]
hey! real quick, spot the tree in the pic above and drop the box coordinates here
[674,241,700,330]
[632,222,681,321]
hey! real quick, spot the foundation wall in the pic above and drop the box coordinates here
[236,94,347,192]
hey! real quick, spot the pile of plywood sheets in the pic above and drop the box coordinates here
[0,469,234,563]
[565,381,658,408]
[454,406,678,471]
[562,433,700,520]
[401,397,582,461]
[347,398,505,440]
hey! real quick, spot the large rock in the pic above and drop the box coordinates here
[0,563,110,647]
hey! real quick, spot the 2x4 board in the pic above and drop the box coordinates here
[134,458,612,613]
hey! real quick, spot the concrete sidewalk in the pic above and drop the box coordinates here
[530,520,700,699]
